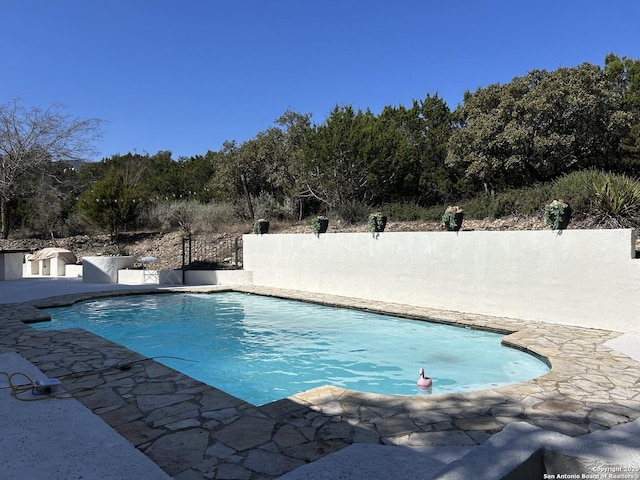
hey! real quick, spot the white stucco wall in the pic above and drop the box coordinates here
[184,269,253,286]
[243,229,640,334]
[117,269,184,285]
[82,256,135,283]
[0,251,25,280]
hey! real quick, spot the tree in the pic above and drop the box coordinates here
[26,160,83,236]
[209,110,313,219]
[209,140,260,218]
[604,53,640,171]
[4,159,83,236]
[372,95,454,205]
[446,63,633,194]
[301,105,377,209]
[0,99,103,238]
[173,154,217,203]
[273,109,313,196]
[77,167,141,240]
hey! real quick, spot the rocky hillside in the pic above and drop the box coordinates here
[1,214,638,270]
[1,231,192,270]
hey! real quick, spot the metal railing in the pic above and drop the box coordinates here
[181,236,242,270]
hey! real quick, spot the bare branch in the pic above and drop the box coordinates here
[0,98,104,237]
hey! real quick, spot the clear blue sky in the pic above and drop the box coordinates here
[2,0,639,161]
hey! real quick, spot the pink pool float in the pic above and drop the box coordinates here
[417,368,432,389]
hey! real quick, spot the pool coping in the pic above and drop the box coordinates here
[2,284,640,479]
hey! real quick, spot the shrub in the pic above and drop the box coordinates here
[232,192,298,222]
[336,199,371,224]
[547,170,605,215]
[62,211,91,237]
[194,202,242,233]
[454,195,493,219]
[251,192,298,221]
[590,174,640,227]
[382,202,430,221]
[458,170,637,222]
[459,186,549,219]
[147,200,240,234]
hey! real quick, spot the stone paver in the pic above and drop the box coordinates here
[1,285,640,479]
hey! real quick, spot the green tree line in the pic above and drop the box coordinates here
[1,53,639,239]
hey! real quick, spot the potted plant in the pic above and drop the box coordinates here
[544,200,572,230]
[311,215,329,235]
[442,206,464,231]
[368,212,387,234]
[253,218,270,235]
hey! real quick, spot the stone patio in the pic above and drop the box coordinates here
[1,284,640,479]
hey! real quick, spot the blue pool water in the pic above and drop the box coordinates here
[34,292,549,405]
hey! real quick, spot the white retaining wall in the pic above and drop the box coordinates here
[82,256,135,283]
[118,269,184,285]
[0,251,25,280]
[243,229,640,334]
[184,269,253,286]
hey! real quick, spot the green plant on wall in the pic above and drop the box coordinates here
[310,215,328,235]
[368,212,387,234]
[253,218,269,235]
[544,199,571,230]
[310,216,320,234]
[442,205,464,231]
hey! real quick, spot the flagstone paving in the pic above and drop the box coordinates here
[1,285,640,479]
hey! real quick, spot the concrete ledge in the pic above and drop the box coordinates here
[434,421,640,479]
[277,444,473,480]
[0,352,171,480]
[278,421,640,480]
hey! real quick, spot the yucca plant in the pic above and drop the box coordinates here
[591,175,640,227]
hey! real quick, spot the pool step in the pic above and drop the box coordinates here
[433,420,640,479]
[276,443,474,480]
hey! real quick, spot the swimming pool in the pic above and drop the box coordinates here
[34,292,550,405]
